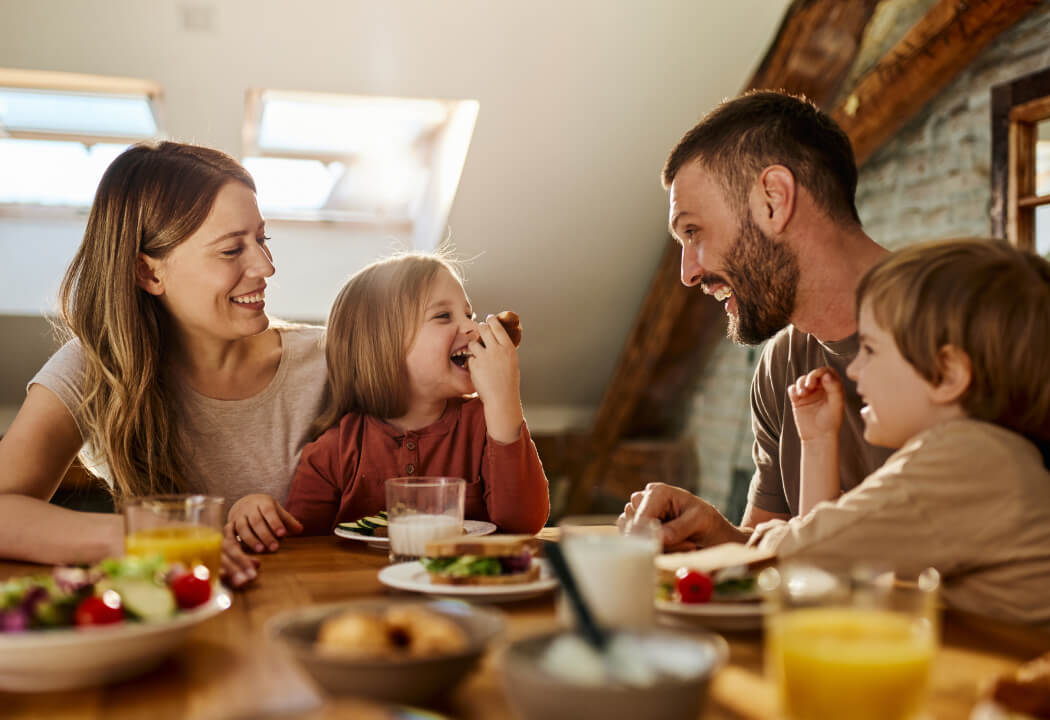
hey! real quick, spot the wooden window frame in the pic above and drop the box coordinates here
[991,67,1050,249]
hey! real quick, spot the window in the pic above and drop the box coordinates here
[991,67,1050,256]
[0,68,162,209]
[242,89,478,249]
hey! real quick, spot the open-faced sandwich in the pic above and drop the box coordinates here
[655,543,775,605]
[421,535,539,586]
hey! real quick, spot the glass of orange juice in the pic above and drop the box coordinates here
[124,495,225,578]
[762,564,940,720]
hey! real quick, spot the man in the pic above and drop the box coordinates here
[622,90,892,550]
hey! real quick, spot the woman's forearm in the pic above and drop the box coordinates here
[0,494,123,565]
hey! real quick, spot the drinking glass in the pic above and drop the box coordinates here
[124,494,225,578]
[763,563,940,720]
[385,477,465,564]
[558,514,661,629]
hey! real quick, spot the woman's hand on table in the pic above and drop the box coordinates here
[221,533,260,588]
[226,494,304,553]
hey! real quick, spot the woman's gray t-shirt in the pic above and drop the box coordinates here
[29,325,327,506]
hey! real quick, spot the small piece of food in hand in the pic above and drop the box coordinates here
[495,310,522,347]
[316,605,468,659]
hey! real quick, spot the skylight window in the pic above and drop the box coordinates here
[0,68,162,208]
[243,89,478,248]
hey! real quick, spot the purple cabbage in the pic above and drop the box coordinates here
[498,552,533,574]
[0,609,30,633]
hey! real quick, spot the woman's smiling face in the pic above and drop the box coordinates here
[141,181,274,343]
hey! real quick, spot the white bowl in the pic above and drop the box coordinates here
[502,628,728,720]
[0,587,232,692]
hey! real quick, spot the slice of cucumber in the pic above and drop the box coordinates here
[105,578,176,621]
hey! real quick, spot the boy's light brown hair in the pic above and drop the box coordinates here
[309,251,464,439]
[857,238,1050,450]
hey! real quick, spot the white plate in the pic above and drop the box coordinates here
[655,597,765,632]
[378,559,557,603]
[334,519,498,549]
[0,587,232,692]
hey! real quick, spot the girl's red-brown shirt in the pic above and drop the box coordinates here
[286,397,550,535]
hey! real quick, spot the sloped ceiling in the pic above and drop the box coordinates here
[0,0,789,428]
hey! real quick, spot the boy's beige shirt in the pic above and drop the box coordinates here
[751,419,1050,628]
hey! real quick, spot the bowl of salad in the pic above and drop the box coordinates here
[0,555,231,692]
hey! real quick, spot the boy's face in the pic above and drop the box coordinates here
[846,301,946,449]
[403,268,479,408]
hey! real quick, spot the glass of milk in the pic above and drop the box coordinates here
[385,476,465,564]
[558,514,661,629]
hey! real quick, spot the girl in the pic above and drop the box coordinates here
[277,252,550,536]
[0,142,327,587]
[775,238,1050,626]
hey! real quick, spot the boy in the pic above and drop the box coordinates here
[756,238,1050,628]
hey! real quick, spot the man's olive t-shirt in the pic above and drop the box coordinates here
[748,326,894,517]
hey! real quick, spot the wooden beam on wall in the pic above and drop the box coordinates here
[833,0,1043,165]
[748,0,880,105]
[563,0,878,514]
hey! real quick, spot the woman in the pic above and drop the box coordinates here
[0,142,326,586]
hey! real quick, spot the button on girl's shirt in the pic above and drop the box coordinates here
[406,440,416,451]
[405,464,416,474]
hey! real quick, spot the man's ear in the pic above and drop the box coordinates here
[135,253,164,296]
[749,164,796,235]
[930,345,972,405]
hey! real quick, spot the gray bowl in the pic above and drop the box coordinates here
[501,628,728,720]
[266,598,505,705]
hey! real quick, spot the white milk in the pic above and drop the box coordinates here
[560,533,659,629]
[388,514,462,560]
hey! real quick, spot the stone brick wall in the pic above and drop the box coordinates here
[684,5,1050,513]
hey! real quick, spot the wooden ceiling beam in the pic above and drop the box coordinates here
[833,0,1043,165]
[563,0,878,514]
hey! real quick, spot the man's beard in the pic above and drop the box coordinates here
[719,211,800,345]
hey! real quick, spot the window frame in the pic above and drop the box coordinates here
[990,66,1050,250]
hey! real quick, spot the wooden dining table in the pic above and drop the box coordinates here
[2,533,1049,720]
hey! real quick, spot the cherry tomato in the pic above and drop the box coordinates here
[675,568,714,604]
[170,570,212,609]
[74,593,124,626]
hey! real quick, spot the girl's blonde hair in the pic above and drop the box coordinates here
[58,141,256,500]
[309,251,464,439]
[856,238,1050,451]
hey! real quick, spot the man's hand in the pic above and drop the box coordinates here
[226,493,303,553]
[788,366,844,444]
[619,482,749,551]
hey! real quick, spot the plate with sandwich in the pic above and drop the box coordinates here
[378,535,557,602]
[335,513,498,549]
[653,543,775,631]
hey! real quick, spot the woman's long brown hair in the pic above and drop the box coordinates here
[57,141,256,500]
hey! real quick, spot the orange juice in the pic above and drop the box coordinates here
[768,607,935,720]
[125,524,222,576]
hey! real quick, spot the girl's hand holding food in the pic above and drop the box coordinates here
[467,313,524,444]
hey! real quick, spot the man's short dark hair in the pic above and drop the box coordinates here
[663,90,861,226]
